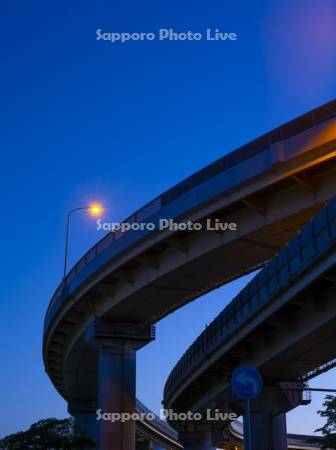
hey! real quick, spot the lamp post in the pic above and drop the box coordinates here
[63,203,104,280]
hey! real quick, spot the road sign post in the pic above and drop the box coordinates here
[243,398,252,450]
[232,366,263,450]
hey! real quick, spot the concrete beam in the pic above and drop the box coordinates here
[57,323,73,334]
[134,253,159,269]
[321,273,336,283]
[241,194,266,214]
[53,333,68,345]
[164,235,188,253]
[49,343,63,354]
[292,172,316,193]
[113,269,134,284]
[48,353,62,362]
[91,283,116,298]
[239,237,280,252]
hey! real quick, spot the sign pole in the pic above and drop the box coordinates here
[232,366,263,450]
[243,398,252,450]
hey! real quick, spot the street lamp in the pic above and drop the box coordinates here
[63,203,104,279]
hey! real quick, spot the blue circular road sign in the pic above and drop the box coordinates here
[232,365,263,399]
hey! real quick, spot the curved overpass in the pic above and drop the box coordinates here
[135,399,182,449]
[164,197,336,448]
[43,100,336,449]
[221,421,321,450]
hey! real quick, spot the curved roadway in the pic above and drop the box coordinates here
[223,421,321,449]
[164,196,336,419]
[43,101,336,445]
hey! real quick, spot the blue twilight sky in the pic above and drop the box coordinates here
[1,0,336,438]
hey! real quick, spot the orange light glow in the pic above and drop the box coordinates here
[88,203,104,217]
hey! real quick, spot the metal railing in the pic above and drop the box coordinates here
[299,359,336,382]
[164,196,336,402]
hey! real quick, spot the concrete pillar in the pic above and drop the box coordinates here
[98,342,136,449]
[272,413,287,450]
[68,400,97,448]
[249,412,287,450]
[179,429,218,450]
[86,321,155,450]
[136,441,163,450]
[136,441,150,450]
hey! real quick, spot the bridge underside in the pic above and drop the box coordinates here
[43,102,336,450]
[167,272,336,417]
[61,161,336,402]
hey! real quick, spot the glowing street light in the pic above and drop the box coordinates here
[63,203,104,280]
[88,203,104,217]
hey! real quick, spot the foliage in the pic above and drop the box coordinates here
[309,395,336,450]
[0,417,96,450]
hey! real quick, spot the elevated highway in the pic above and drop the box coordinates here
[221,421,321,450]
[135,400,182,449]
[43,100,336,449]
[164,197,336,449]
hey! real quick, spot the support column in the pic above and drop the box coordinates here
[86,321,155,450]
[272,413,287,450]
[179,429,219,450]
[249,412,287,450]
[68,400,97,448]
[136,440,163,450]
[136,441,150,450]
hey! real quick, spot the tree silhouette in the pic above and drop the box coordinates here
[309,395,336,449]
[0,417,96,449]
